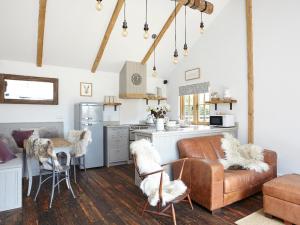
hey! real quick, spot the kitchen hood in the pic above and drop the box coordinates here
[119,61,147,99]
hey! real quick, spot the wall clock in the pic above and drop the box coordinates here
[131,73,142,86]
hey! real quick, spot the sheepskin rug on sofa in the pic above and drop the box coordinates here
[130,139,187,207]
[220,133,269,173]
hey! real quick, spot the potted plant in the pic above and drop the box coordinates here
[147,104,170,131]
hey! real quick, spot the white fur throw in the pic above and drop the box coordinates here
[220,133,269,173]
[130,139,187,206]
[67,129,92,157]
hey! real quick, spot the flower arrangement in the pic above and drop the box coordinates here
[147,104,170,119]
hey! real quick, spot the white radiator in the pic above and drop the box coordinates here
[0,153,22,212]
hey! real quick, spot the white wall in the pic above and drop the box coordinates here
[167,0,248,143]
[0,60,163,133]
[167,0,300,174]
[253,0,300,174]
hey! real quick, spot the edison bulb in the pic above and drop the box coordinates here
[144,30,149,39]
[122,28,128,37]
[95,1,103,11]
[173,56,179,64]
[200,22,205,34]
[183,49,188,56]
[183,43,188,56]
[152,69,157,77]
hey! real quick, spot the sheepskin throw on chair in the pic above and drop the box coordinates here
[67,129,92,157]
[220,133,269,173]
[130,139,187,207]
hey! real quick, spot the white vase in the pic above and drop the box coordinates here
[156,118,165,131]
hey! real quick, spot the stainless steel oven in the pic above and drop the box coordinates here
[129,124,153,159]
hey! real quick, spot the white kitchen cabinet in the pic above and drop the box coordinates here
[0,153,23,212]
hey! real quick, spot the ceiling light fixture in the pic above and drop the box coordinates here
[143,0,150,39]
[96,0,103,11]
[173,0,178,64]
[200,1,208,34]
[183,5,188,56]
[152,34,157,77]
[122,0,128,37]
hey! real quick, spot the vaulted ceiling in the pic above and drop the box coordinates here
[0,0,230,77]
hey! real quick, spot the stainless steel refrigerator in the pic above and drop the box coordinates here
[75,102,104,168]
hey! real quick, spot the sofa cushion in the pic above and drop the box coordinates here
[177,135,224,160]
[263,174,300,205]
[12,130,34,148]
[0,134,20,153]
[0,140,16,163]
[224,169,274,193]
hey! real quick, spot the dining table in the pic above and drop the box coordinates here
[25,138,73,196]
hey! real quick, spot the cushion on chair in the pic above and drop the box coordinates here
[0,140,16,163]
[224,169,274,193]
[12,130,34,148]
[263,174,300,205]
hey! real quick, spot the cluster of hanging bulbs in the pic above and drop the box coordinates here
[96,0,206,76]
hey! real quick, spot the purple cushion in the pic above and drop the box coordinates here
[0,140,16,163]
[12,130,34,148]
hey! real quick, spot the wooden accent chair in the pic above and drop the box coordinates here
[133,156,193,225]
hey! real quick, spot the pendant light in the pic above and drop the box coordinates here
[173,0,178,64]
[95,0,103,11]
[200,1,207,34]
[183,5,188,56]
[152,34,157,77]
[143,0,149,39]
[122,0,128,37]
[200,12,205,34]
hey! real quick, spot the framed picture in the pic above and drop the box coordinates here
[185,68,200,81]
[80,82,92,97]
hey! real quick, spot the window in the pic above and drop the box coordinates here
[180,93,210,125]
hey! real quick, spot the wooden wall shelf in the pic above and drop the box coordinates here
[103,103,122,111]
[144,97,167,105]
[205,99,237,110]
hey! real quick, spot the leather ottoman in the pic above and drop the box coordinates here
[263,174,300,225]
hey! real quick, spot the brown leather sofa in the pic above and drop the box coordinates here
[173,135,277,212]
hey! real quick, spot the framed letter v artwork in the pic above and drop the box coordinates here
[80,82,93,97]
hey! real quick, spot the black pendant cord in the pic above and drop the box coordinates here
[154,40,156,68]
[174,0,177,50]
[201,11,203,24]
[145,0,148,24]
[124,0,126,22]
[184,5,187,45]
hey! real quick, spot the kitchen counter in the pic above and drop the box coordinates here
[133,125,237,137]
[133,125,238,186]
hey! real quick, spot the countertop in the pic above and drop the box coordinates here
[104,124,129,128]
[133,125,238,136]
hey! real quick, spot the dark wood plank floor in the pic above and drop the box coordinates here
[0,164,262,225]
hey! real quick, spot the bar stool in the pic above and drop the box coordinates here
[34,148,76,208]
[67,130,92,183]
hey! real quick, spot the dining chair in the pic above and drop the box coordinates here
[67,130,92,183]
[131,139,193,225]
[34,147,76,208]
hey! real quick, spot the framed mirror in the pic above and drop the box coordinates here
[0,74,58,105]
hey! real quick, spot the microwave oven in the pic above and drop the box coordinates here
[209,115,235,127]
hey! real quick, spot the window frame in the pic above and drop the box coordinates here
[180,93,210,125]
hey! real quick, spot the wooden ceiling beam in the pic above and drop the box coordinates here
[246,0,254,143]
[37,0,47,67]
[141,2,184,65]
[91,0,124,73]
[179,0,213,14]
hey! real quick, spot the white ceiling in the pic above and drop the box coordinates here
[0,0,230,77]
